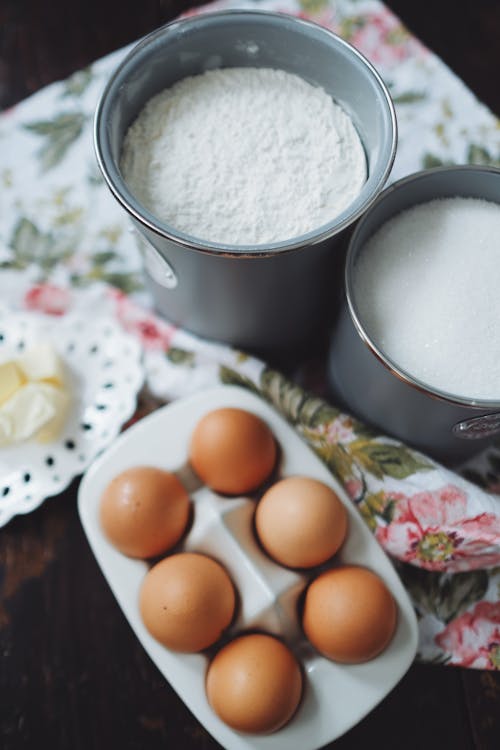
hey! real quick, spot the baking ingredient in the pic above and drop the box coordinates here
[100,466,190,558]
[0,383,68,446]
[189,408,276,495]
[121,67,367,246]
[354,197,500,399]
[302,565,397,663]
[17,342,65,386]
[255,476,347,568]
[0,361,25,406]
[0,342,70,447]
[34,387,70,443]
[139,552,235,652]
[206,633,302,733]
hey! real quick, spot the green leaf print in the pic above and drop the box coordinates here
[400,565,489,624]
[467,143,500,167]
[357,491,387,530]
[322,443,359,490]
[386,26,411,46]
[8,218,73,272]
[70,268,143,294]
[357,491,395,531]
[422,153,448,169]
[24,112,86,171]
[392,91,427,104]
[219,366,260,395]
[302,402,340,429]
[2,168,13,188]
[257,371,366,491]
[298,0,329,13]
[167,348,195,367]
[349,439,433,480]
[339,16,365,42]
[260,369,339,427]
[234,351,250,364]
[87,164,104,186]
[91,250,120,266]
[61,67,93,98]
[260,369,305,423]
[10,218,49,263]
[98,272,143,294]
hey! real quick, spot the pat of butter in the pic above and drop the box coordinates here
[0,342,71,447]
[35,387,70,443]
[17,343,65,387]
[0,412,13,446]
[0,361,25,406]
[0,383,58,445]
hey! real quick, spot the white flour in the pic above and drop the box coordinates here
[121,67,367,246]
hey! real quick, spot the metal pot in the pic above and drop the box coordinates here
[94,10,396,353]
[328,165,500,464]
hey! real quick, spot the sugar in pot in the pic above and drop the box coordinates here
[328,165,500,463]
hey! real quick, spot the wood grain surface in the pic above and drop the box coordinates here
[0,2,500,749]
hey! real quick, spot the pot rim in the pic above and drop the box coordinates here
[345,164,500,409]
[94,9,397,259]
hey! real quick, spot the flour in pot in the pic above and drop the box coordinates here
[120,67,367,245]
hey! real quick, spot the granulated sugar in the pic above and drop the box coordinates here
[120,67,366,245]
[354,197,500,400]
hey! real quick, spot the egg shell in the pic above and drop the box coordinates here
[302,565,397,663]
[139,552,236,652]
[189,407,277,495]
[99,466,190,558]
[255,476,348,568]
[206,633,303,734]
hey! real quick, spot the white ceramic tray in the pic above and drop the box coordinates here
[78,385,418,750]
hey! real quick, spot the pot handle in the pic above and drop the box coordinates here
[142,243,178,290]
[452,411,500,440]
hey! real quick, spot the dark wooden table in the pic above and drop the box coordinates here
[1,2,500,749]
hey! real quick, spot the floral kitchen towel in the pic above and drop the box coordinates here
[1,0,500,670]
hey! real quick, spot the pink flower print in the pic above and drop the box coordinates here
[109,289,176,351]
[309,416,356,447]
[326,416,357,445]
[23,283,71,316]
[345,477,364,501]
[435,601,500,670]
[375,485,500,571]
[289,9,337,31]
[346,9,426,69]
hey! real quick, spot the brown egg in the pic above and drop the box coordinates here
[189,408,277,495]
[100,466,190,558]
[206,633,302,733]
[139,552,236,652]
[255,476,348,568]
[302,565,397,663]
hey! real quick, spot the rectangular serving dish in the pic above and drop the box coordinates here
[78,384,418,750]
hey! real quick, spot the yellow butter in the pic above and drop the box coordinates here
[0,413,14,447]
[0,383,58,443]
[0,342,71,447]
[17,343,65,387]
[0,361,25,406]
[35,386,70,443]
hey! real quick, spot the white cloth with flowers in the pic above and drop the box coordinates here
[1,0,500,670]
